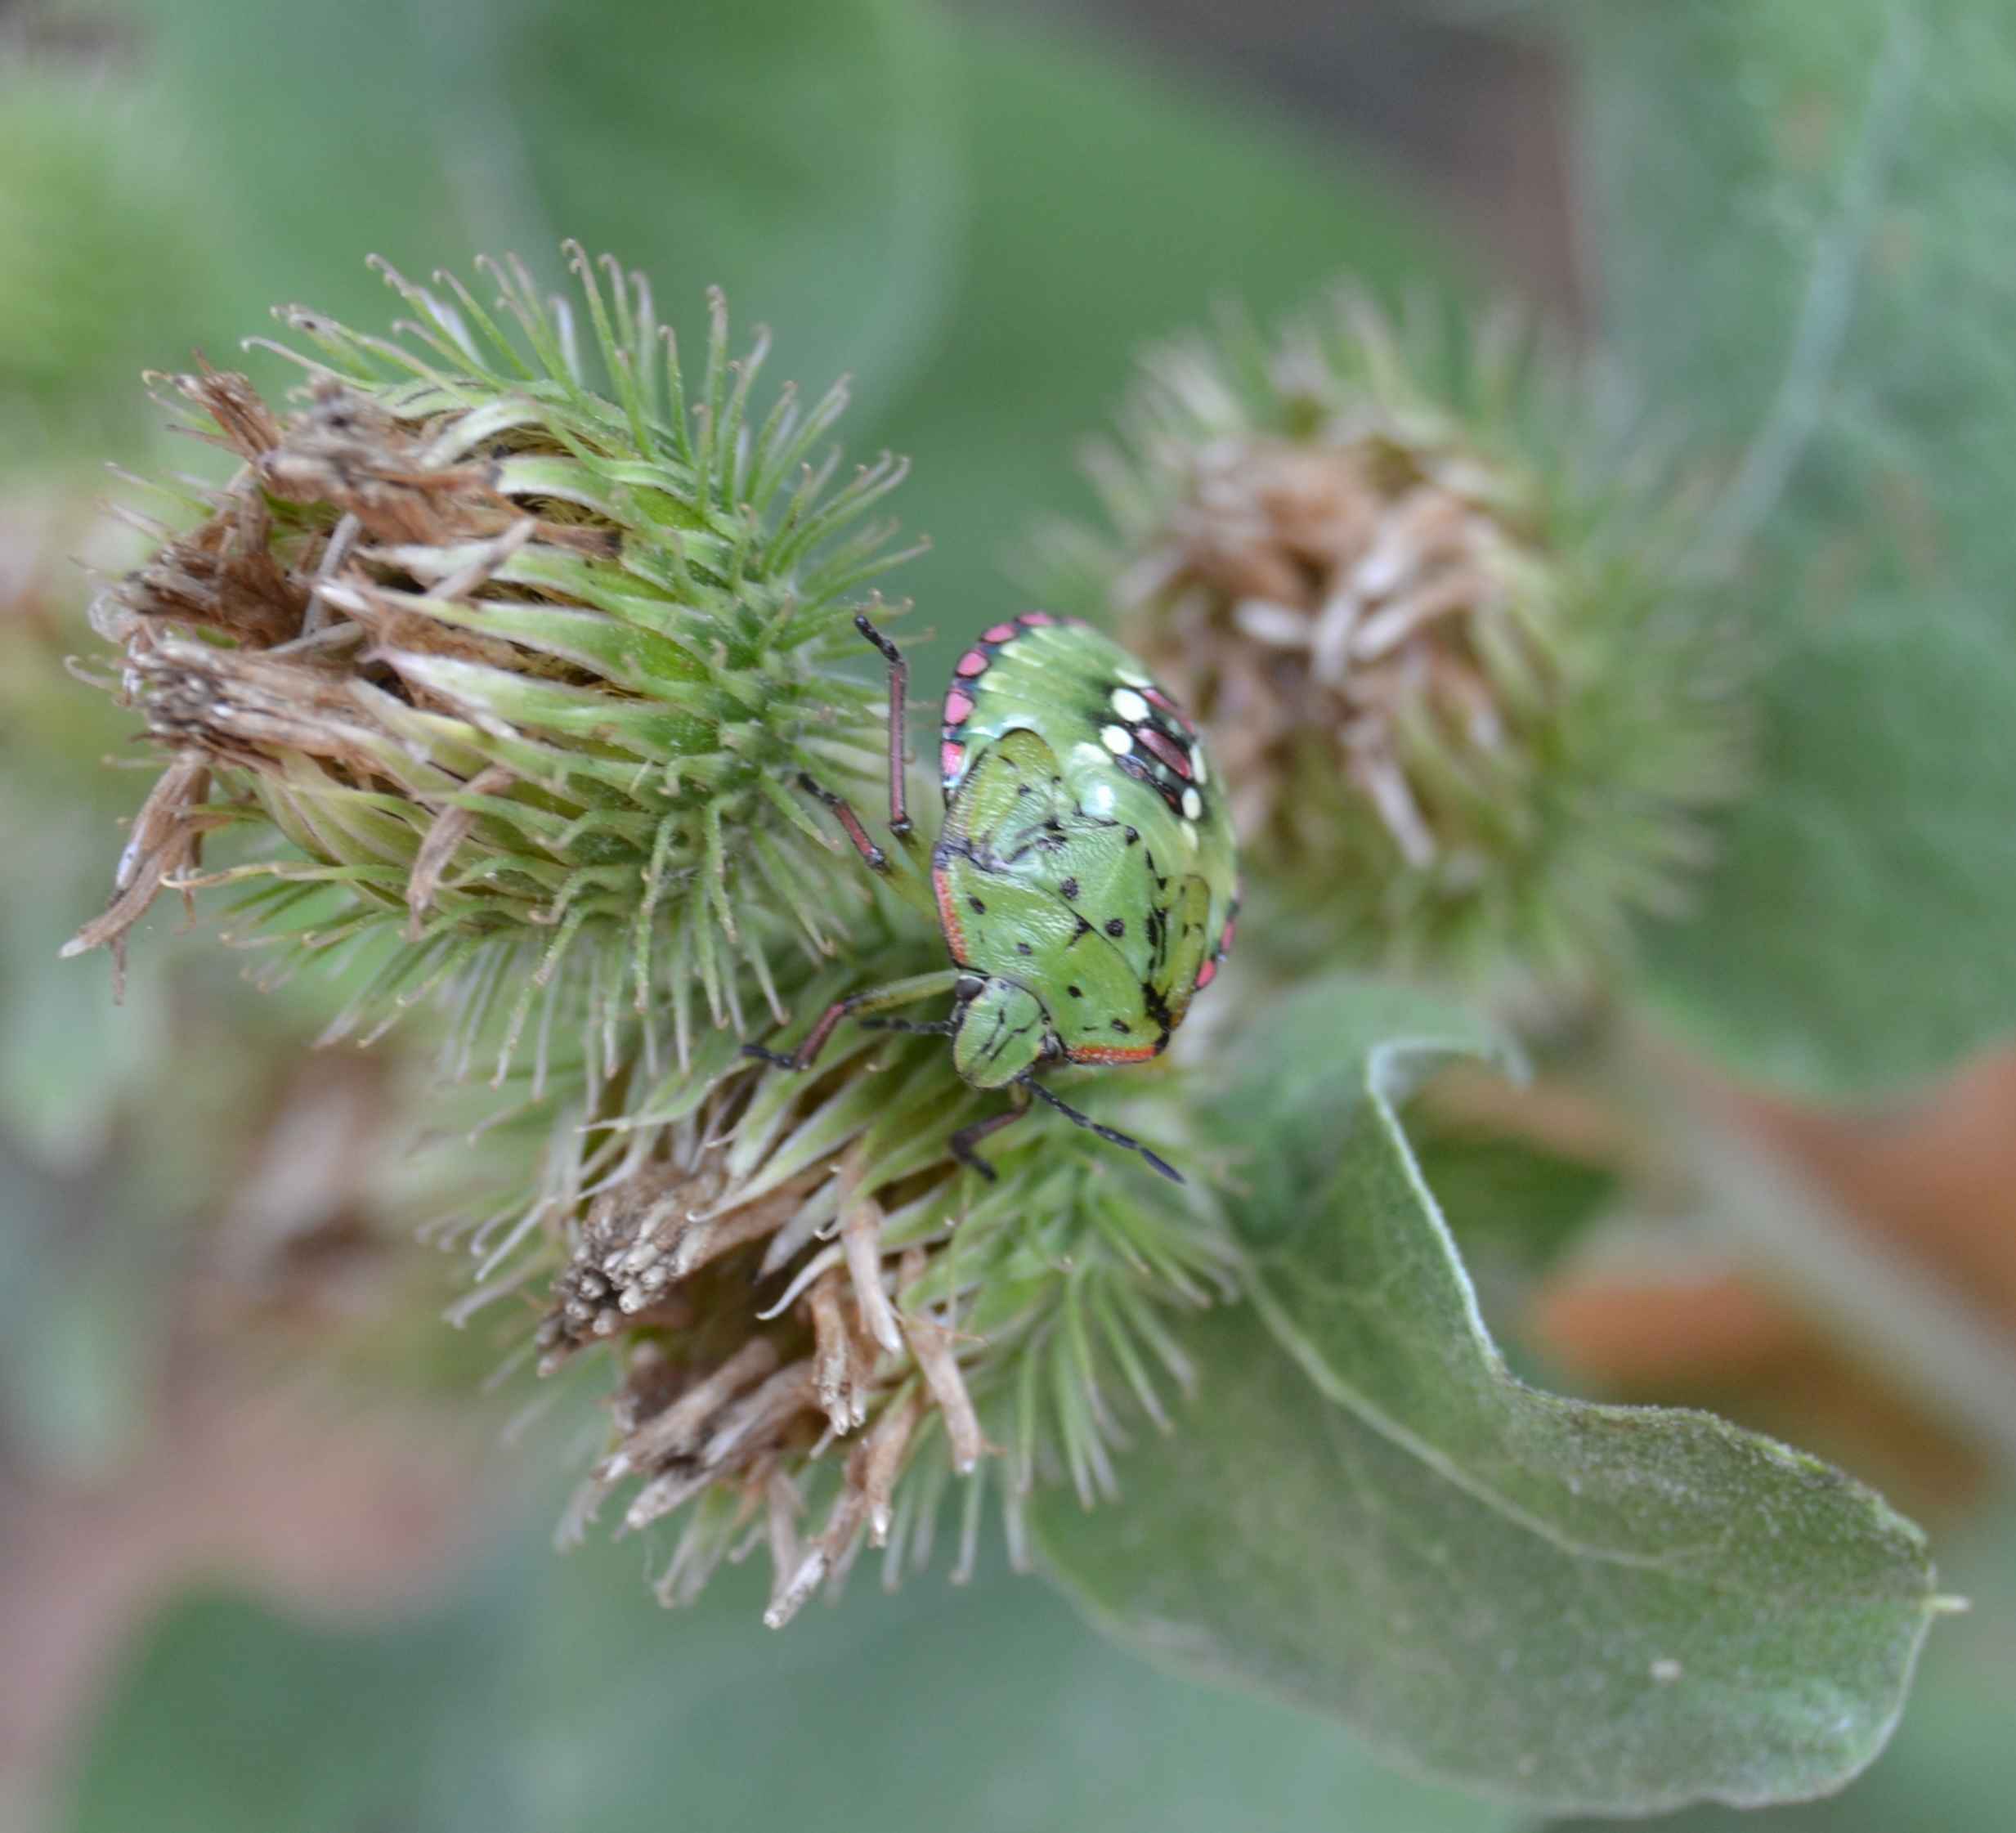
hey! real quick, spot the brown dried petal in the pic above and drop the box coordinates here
[61,751,213,977]
[256,379,510,546]
[110,482,307,649]
[600,1337,781,1484]
[165,359,284,462]
[405,764,515,937]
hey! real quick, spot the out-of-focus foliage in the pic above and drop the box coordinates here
[0,528,163,1165]
[0,491,179,1471]
[59,1519,1516,1833]
[863,20,1453,678]
[0,74,208,440]
[111,0,961,408]
[1568,0,2016,1095]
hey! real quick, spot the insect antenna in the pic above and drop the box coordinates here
[1020,1076,1183,1184]
[858,1016,956,1037]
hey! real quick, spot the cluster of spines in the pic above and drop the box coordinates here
[1035,287,1748,993]
[420,921,1240,1621]
[76,248,930,1082]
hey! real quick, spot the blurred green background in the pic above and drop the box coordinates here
[2,2,2011,1830]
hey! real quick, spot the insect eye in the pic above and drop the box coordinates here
[953,975,985,1002]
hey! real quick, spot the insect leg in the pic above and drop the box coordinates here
[853,613,918,852]
[796,771,889,874]
[948,1095,1031,1184]
[741,970,961,1073]
[1021,1076,1184,1185]
[792,768,937,923]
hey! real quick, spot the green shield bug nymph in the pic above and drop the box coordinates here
[746,612,1239,1182]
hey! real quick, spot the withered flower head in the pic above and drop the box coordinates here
[1037,291,1750,997]
[514,930,1241,1624]
[69,244,913,1050]
[69,248,1243,1623]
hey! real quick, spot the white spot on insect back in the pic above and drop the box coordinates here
[1109,687,1149,724]
[1068,749,1122,818]
[1181,787,1203,820]
[1100,724,1134,755]
[1191,746,1207,786]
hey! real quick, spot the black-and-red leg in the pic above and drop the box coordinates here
[742,969,961,1073]
[795,771,890,875]
[791,616,918,881]
[852,612,914,846]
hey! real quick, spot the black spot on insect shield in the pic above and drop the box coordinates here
[1110,1020,1131,1034]
[1067,984,1083,999]
[1104,918,1125,938]
[968,895,986,914]
[1015,940,1033,956]
[1060,877,1079,900]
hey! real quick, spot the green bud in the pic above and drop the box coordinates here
[527,918,1239,1623]
[1037,290,1752,1000]
[69,245,915,1048]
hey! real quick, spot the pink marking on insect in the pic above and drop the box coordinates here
[943,688,974,725]
[1194,957,1217,989]
[1018,610,1055,626]
[982,621,1017,643]
[1136,726,1192,778]
[1144,684,1197,734]
[940,740,965,780]
[1220,916,1236,958]
[955,649,988,678]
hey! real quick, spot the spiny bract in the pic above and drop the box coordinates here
[1037,289,1750,1000]
[69,243,916,1072]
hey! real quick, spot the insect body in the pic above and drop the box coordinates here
[748,612,1238,1181]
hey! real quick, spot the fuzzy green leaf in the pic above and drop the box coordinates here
[1569,0,2016,1092]
[1036,981,1941,1815]
[1561,1504,2016,1833]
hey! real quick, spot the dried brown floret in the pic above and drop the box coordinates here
[1042,294,1749,991]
